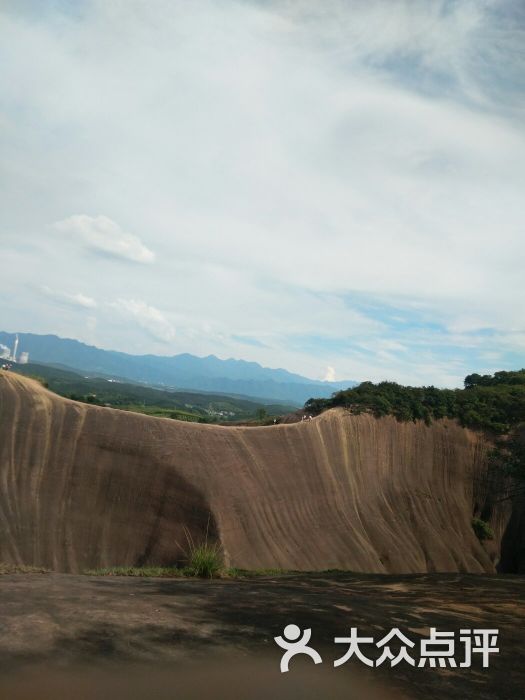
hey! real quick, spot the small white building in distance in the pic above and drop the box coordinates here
[12,334,19,362]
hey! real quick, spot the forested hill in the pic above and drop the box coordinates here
[305,369,525,435]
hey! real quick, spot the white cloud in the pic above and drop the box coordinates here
[54,215,155,264]
[0,1,523,385]
[109,298,175,343]
[40,285,97,309]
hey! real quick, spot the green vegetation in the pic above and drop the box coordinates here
[185,542,222,578]
[0,562,49,575]
[471,518,494,541]
[84,566,184,578]
[305,369,525,498]
[84,557,220,579]
[87,523,223,579]
[11,363,295,423]
[305,369,525,435]
[180,522,223,578]
[21,374,49,388]
[83,566,295,579]
[464,370,525,388]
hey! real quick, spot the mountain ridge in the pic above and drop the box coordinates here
[0,331,356,404]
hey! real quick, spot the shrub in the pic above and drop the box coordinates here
[471,518,494,541]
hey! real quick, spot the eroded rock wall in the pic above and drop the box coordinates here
[0,373,504,573]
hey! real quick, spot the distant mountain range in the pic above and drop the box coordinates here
[0,332,356,405]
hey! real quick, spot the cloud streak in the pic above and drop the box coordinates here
[40,285,97,309]
[54,215,155,264]
[109,298,175,343]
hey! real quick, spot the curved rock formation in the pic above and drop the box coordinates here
[0,372,508,573]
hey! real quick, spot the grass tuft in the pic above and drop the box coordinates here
[185,542,223,578]
[0,562,49,575]
[179,519,223,578]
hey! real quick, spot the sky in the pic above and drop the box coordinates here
[0,0,524,387]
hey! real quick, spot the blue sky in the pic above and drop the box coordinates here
[0,0,524,386]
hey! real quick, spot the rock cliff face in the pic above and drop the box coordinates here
[0,373,510,573]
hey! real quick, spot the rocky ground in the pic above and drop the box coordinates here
[0,571,523,699]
